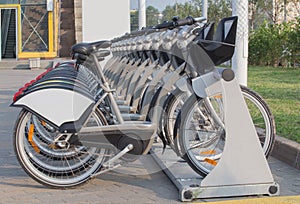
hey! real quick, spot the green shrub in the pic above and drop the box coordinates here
[249,19,300,67]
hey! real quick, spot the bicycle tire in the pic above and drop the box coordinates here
[14,108,109,188]
[161,88,188,156]
[175,86,275,176]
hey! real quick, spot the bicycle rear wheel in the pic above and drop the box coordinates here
[14,109,109,188]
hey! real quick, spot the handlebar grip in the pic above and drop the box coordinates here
[154,21,174,29]
[154,16,207,29]
[176,16,195,27]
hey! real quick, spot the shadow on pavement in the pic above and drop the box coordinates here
[0,180,46,189]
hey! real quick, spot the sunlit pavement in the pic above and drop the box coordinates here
[0,69,299,203]
[204,196,300,204]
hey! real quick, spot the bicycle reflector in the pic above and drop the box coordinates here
[13,68,53,102]
[13,90,23,102]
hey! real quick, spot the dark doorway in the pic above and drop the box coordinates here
[1,9,17,59]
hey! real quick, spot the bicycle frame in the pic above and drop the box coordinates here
[13,15,239,159]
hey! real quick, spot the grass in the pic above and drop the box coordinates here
[247,66,300,143]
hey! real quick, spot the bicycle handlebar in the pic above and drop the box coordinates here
[154,16,206,29]
[112,16,207,43]
[194,16,207,23]
[154,21,174,29]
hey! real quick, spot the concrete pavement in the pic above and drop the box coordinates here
[0,69,180,203]
[0,69,299,203]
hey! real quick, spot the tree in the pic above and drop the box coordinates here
[162,5,176,21]
[130,6,161,30]
[207,0,232,23]
[249,0,272,30]
[249,19,300,67]
[146,6,160,27]
[161,0,232,23]
[162,2,201,21]
[131,10,139,31]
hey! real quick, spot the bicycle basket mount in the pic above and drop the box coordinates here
[197,16,238,66]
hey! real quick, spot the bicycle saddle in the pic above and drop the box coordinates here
[95,50,111,58]
[71,40,111,56]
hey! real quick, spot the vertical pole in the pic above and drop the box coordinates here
[0,9,2,61]
[138,0,146,29]
[14,8,18,59]
[17,5,22,57]
[48,11,54,53]
[232,0,248,86]
[202,0,208,22]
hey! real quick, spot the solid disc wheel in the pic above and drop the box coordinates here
[14,109,109,188]
[176,86,275,177]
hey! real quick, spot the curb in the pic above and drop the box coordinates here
[272,135,300,170]
[202,196,300,204]
[0,58,69,70]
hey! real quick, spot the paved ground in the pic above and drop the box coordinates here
[0,69,299,203]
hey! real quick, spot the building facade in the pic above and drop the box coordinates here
[0,0,58,60]
[0,0,129,60]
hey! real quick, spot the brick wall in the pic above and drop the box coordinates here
[59,0,76,57]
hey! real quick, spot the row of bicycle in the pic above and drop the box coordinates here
[11,16,275,188]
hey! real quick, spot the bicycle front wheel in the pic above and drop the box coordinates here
[161,88,189,156]
[176,86,275,176]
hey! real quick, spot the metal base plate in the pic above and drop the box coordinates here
[150,144,279,202]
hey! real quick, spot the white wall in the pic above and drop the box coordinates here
[82,0,130,42]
